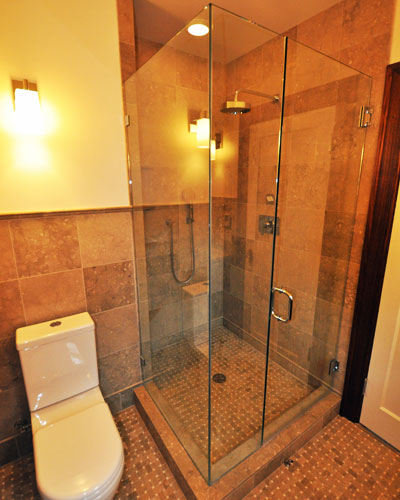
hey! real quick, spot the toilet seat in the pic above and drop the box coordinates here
[33,402,124,500]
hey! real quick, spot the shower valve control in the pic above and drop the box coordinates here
[259,215,279,235]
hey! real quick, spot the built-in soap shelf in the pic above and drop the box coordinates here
[182,281,209,298]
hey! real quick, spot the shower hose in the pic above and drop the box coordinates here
[166,213,195,285]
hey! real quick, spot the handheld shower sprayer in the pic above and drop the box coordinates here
[166,203,196,285]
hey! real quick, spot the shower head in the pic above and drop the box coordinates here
[221,99,251,114]
[221,88,279,115]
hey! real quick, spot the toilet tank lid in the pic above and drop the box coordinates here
[16,312,94,351]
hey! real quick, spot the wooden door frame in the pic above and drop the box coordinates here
[340,61,400,421]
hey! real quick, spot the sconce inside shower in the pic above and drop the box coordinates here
[189,112,222,159]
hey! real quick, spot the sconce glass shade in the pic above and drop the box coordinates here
[210,139,216,160]
[14,88,43,134]
[196,117,210,148]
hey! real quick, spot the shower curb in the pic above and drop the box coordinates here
[134,386,340,499]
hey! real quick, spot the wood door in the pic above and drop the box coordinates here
[341,62,400,422]
[360,192,400,450]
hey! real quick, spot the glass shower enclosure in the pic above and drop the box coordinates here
[125,4,371,484]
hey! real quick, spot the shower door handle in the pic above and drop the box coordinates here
[271,287,293,323]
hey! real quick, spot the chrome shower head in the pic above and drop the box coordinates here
[220,89,279,115]
[220,99,251,114]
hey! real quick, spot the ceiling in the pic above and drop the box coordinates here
[134,0,341,45]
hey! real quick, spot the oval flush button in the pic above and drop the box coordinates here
[50,321,62,327]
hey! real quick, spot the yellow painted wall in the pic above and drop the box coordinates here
[390,0,400,63]
[0,0,129,214]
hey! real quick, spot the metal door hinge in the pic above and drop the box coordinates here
[140,355,146,367]
[329,359,340,375]
[362,378,368,395]
[359,106,373,128]
[14,417,31,433]
[125,114,131,127]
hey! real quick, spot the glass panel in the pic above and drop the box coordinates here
[126,4,371,487]
[263,38,372,441]
[209,5,285,483]
[126,7,211,479]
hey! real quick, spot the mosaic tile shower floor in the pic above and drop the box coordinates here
[150,327,314,463]
[1,409,399,499]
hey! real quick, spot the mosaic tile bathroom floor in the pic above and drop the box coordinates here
[0,406,184,500]
[245,416,400,500]
[0,409,399,499]
[151,327,314,463]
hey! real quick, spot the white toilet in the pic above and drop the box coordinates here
[16,312,124,500]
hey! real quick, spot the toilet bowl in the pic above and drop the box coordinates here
[16,313,124,500]
[32,387,124,500]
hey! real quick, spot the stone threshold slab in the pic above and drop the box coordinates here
[134,385,340,499]
[145,381,327,481]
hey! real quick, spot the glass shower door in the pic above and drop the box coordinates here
[263,38,372,441]
[209,5,286,482]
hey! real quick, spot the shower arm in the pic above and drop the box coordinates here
[234,88,280,103]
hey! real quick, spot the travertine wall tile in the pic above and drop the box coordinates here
[116,0,135,45]
[0,336,23,390]
[92,304,138,357]
[77,212,134,267]
[0,222,17,282]
[98,343,140,396]
[10,217,81,278]
[84,261,135,313]
[20,269,87,324]
[0,210,141,453]
[120,42,136,82]
[295,2,345,57]
[117,0,136,81]
[0,281,25,339]
[0,384,29,442]
[135,37,162,70]
[221,0,395,395]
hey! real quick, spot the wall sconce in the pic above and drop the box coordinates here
[189,114,222,160]
[12,79,43,134]
[194,117,209,149]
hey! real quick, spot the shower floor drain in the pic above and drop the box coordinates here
[212,373,226,383]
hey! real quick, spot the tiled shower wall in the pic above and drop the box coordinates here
[0,211,141,465]
[284,0,396,391]
[221,40,371,391]
[123,35,226,358]
[136,203,223,358]
[220,0,395,392]
[129,0,396,392]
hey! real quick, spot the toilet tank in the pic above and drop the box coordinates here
[16,313,99,412]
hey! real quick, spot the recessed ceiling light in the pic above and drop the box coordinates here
[187,21,209,37]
